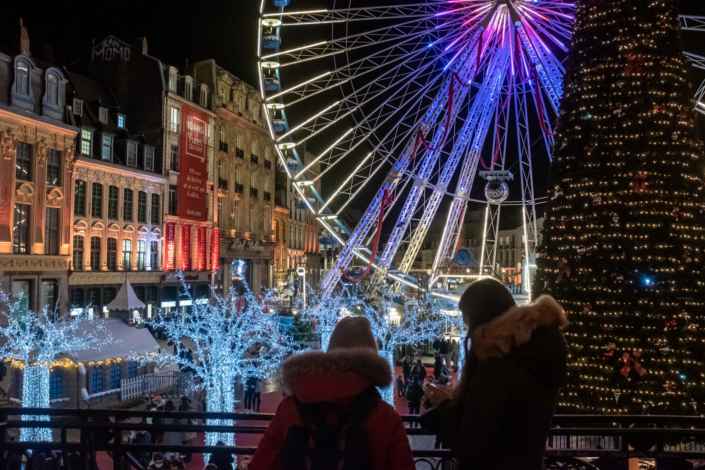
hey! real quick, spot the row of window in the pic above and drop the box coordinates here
[72,235,158,271]
[12,204,60,255]
[217,126,271,159]
[79,129,154,171]
[215,160,270,192]
[15,142,63,185]
[216,198,272,233]
[74,181,159,224]
[167,73,208,107]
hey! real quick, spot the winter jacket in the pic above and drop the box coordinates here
[411,364,426,380]
[249,347,415,470]
[401,360,411,378]
[421,295,568,470]
[208,450,235,470]
[438,340,449,355]
[131,431,152,460]
[433,355,442,378]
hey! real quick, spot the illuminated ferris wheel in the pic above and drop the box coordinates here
[257,0,705,300]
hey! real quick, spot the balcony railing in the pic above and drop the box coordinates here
[219,141,229,153]
[234,183,244,194]
[251,154,259,165]
[264,191,272,202]
[264,159,272,170]
[235,148,244,159]
[218,178,228,190]
[250,188,258,198]
[2,408,705,470]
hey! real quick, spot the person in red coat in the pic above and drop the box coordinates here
[249,316,416,470]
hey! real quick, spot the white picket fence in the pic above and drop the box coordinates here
[121,372,186,401]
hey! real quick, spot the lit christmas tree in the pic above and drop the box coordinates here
[148,276,290,453]
[0,296,109,441]
[534,0,705,414]
[361,292,443,406]
[299,290,366,352]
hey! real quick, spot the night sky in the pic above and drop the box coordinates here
[2,0,705,223]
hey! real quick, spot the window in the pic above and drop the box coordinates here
[218,159,225,179]
[137,240,146,270]
[102,134,112,160]
[138,191,147,223]
[185,81,193,100]
[102,287,116,306]
[110,363,120,389]
[13,204,30,254]
[150,240,159,269]
[47,149,61,186]
[233,200,239,228]
[108,186,118,219]
[235,165,241,184]
[99,107,108,124]
[170,145,179,171]
[200,87,207,106]
[91,236,101,271]
[135,286,145,303]
[45,208,60,255]
[117,114,125,128]
[74,180,86,216]
[40,280,59,317]
[219,126,225,143]
[73,235,84,270]
[217,197,224,227]
[236,132,241,149]
[128,361,138,379]
[91,366,102,393]
[151,194,160,225]
[250,169,256,189]
[250,203,256,232]
[80,129,91,155]
[148,286,158,303]
[13,369,23,399]
[251,139,257,155]
[69,288,84,308]
[87,288,101,311]
[123,189,133,221]
[46,73,59,105]
[50,370,63,400]
[127,141,137,167]
[123,239,133,270]
[16,62,30,95]
[168,73,176,92]
[16,142,32,181]
[168,185,178,215]
[170,107,180,133]
[74,99,83,116]
[107,237,117,271]
[91,183,103,218]
[144,147,154,172]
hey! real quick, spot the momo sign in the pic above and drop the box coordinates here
[179,106,209,221]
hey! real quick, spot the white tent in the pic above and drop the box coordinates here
[107,279,146,312]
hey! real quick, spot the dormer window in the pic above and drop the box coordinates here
[80,129,92,155]
[184,79,193,100]
[102,134,113,161]
[144,146,154,172]
[200,86,208,107]
[117,114,125,128]
[16,62,30,95]
[74,99,83,116]
[127,141,138,167]
[169,72,176,92]
[99,107,109,124]
[46,73,58,105]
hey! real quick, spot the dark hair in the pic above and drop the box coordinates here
[205,465,217,470]
[170,461,184,470]
[164,400,176,412]
[216,441,225,446]
[454,279,516,402]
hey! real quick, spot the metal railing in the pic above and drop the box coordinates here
[235,149,244,159]
[264,160,272,170]
[218,178,228,190]
[250,188,258,198]
[218,141,228,153]
[250,154,259,165]
[234,183,244,195]
[263,191,271,202]
[2,409,705,470]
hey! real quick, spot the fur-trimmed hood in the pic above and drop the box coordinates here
[471,295,569,388]
[281,347,393,403]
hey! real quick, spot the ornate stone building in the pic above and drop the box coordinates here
[190,60,276,295]
[0,25,78,318]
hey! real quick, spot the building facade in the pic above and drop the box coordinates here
[0,26,78,319]
[190,60,276,295]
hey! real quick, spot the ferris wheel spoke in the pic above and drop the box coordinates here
[680,15,705,31]
[265,2,449,26]
[517,23,563,112]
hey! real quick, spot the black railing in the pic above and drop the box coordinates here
[250,188,258,198]
[234,183,244,194]
[235,148,244,159]
[219,141,229,153]
[218,178,228,190]
[264,191,272,202]
[1,408,704,470]
[264,160,272,170]
[251,154,259,165]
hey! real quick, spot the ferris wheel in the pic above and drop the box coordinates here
[257,0,705,300]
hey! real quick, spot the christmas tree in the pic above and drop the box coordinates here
[534,0,705,415]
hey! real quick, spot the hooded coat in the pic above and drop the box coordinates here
[249,347,416,470]
[421,295,568,470]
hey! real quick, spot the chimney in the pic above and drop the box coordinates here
[135,37,148,55]
[19,18,30,55]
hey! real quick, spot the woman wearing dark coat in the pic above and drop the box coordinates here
[411,359,426,380]
[401,355,412,385]
[421,279,568,470]
[208,442,234,470]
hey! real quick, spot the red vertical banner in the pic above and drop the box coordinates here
[211,228,220,271]
[182,225,192,271]
[179,106,209,221]
[197,226,207,271]
[165,222,176,270]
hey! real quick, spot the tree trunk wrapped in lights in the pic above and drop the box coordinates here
[0,295,109,442]
[147,274,290,460]
[533,0,705,414]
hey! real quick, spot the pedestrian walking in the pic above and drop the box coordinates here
[438,337,450,370]
[421,279,568,470]
[396,375,405,397]
[405,375,424,428]
[433,351,442,381]
[253,377,263,412]
[411,358,426,380]
[162,401,181,461]
[244,376,256,412]
[401,355,412,385]
[208,441,234,470]
[249,316,415,470]
[450,339,459,372]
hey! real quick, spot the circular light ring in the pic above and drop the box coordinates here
[261,19,282,27]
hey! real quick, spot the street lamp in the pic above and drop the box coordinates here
[296,266,306,308]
